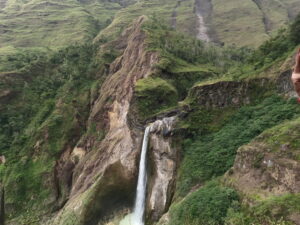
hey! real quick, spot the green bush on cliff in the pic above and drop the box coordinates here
[177,96,300,196]
[225,194,300,225]
[170,181,239,225]
[247,12,300,70]
[135,76,178,118]
[249,28,293,69]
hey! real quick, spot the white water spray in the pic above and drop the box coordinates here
[121,117,176,225]
[132,126,150,225]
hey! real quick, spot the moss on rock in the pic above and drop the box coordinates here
[134,76,178,119]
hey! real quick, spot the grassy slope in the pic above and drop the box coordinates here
[0,43,116,223]
[151,15,300,225]
[94,0,196,42]
[0,0,125,48]
[211,0,268,47]
[211,0,300,47]
[0,0,299,70]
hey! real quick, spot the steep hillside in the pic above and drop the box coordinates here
[0,0,137,48]
[210,0,300,47]
[1,2,300,225]
[1,0,300,52]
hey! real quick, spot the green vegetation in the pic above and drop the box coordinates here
[0,46,48,72]
[248,116,300,161]
[176,96,300,196]
[143,18,252,74]
[211,0,268,47]
[211,0,300,47]
[170,181,239,225]
[135,76,178,118]
[230,12,300,78]
[0,0,127,49]
[1,3,300,224]
[225,194,300,225]
[0,42,117,222]
[94,0,196,43]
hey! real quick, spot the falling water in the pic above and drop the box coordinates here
[132,126,150,225]
[120,117,176,225]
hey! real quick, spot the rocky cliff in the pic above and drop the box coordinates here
[48,16,160,225]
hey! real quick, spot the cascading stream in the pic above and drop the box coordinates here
[132,126,150,225]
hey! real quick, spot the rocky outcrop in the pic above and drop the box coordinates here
[276,69,296,97]
[228,142,300,197]
[147,117,178,222]
[189,78,274,108]
[50,16,160,225]
[188,69,298,109]
[225,118,300,224]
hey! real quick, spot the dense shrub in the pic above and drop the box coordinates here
[0,43,109,218]
[135,76,178,118]
[170,181,239,225]
[225,194,300,225]
[247,12,300,70]
[177,96,300,196]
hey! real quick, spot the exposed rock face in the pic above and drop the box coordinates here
[189,78,273,108]
[225,118,300,223]
[51,16,160,225]
[189,71,298,109]
[277,69,297,97]
[229,142,300,197]
[147,117,178,222]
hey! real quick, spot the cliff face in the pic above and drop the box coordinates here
[225,117,300,224]
[49,16,161,225]
[147,117,178,222]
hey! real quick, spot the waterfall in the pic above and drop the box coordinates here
[120,116,176,225]
[132,126,150,225]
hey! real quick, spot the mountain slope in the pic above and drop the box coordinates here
[1,1,300,225]
[1,0,300,51]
